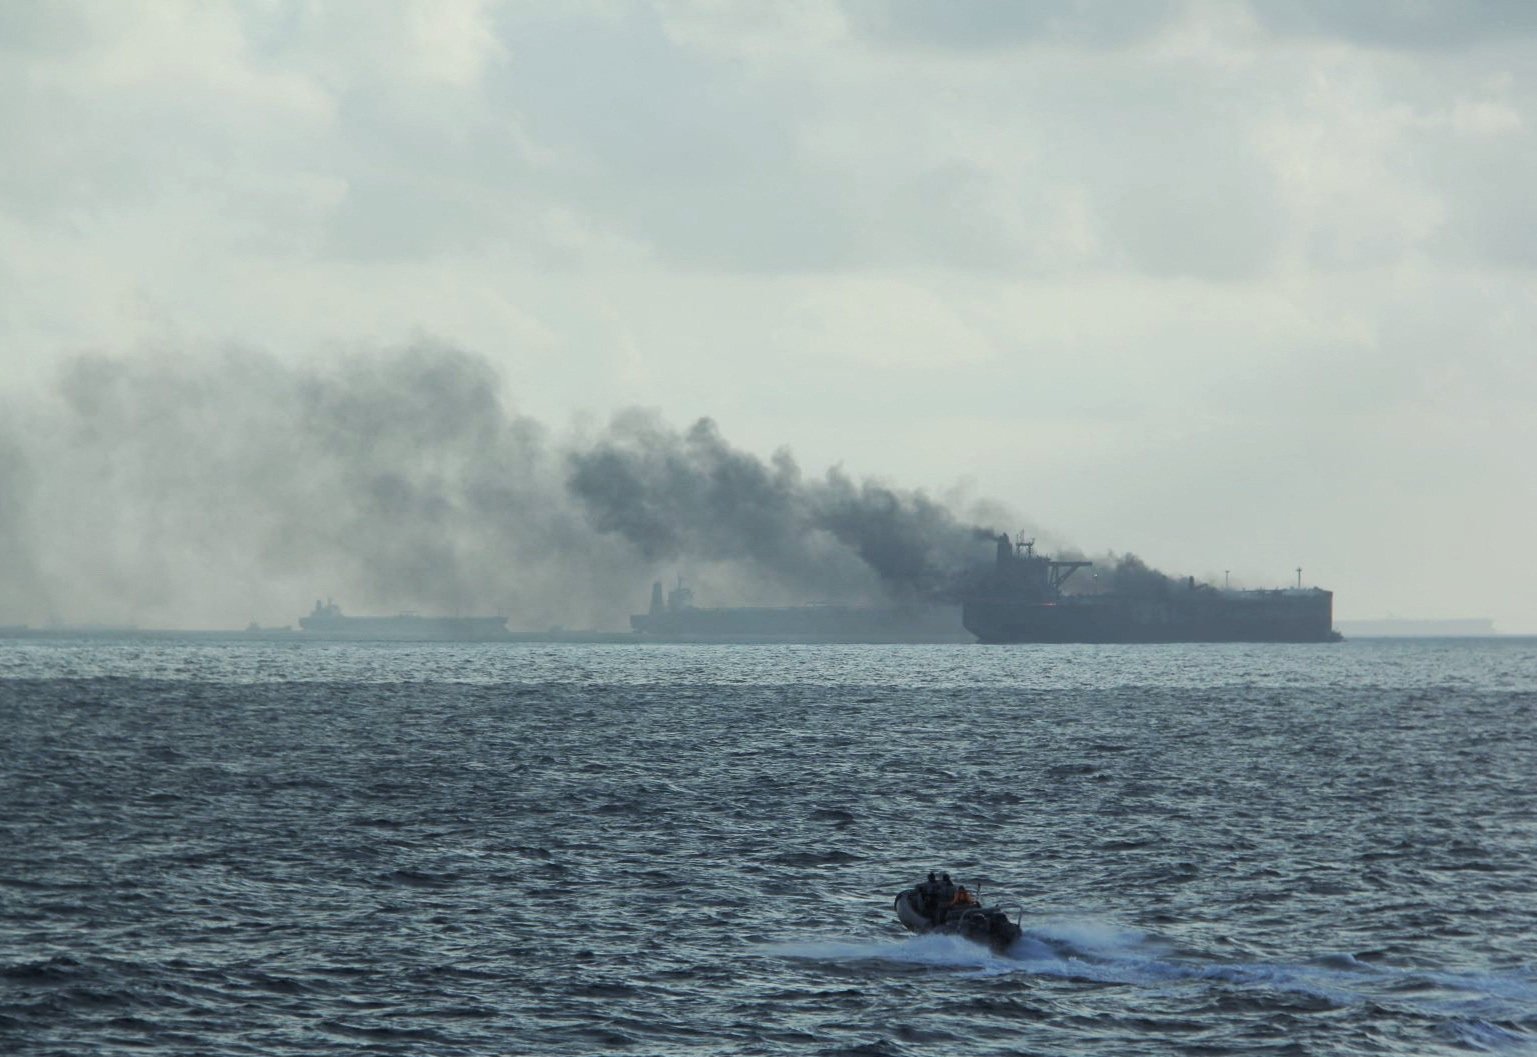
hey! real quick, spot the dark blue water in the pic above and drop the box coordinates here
[3,638,1534,1056]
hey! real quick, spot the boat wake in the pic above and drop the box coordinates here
[772,920,1178,985]
[773,918,1537,1050]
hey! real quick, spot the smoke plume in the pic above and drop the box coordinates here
[0,343,1003,629]
[568,414,991,604]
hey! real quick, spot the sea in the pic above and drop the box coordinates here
[2,636,1534,1057]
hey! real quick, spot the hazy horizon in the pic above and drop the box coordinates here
[4,2,1533,632]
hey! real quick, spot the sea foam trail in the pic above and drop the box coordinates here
[772,934,1010,971]
[774,919,1537,1029]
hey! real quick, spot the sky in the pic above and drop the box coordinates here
[2,0,1534,631]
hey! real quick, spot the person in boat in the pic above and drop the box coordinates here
[897,873,1023,950]
[920,872,956,920]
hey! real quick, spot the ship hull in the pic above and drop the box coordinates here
[963,591,1338,644]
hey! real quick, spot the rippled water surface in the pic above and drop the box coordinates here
[3,638,1535,1056]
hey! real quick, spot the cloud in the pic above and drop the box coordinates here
[1249,0,1537,50]
[2,2,1535,628]
[9,1,1534,287]
[841,0,1181,51]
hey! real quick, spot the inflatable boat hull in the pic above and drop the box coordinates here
[893,885,1023,952]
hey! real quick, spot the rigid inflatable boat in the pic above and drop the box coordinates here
[893,872,1023,952]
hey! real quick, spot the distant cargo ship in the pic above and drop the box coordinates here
[630,581,970,643]
[298,600,509,641]
[963,535,1339,644]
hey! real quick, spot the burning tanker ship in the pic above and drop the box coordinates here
[961,535,1340,644]
[629,534,1339,645]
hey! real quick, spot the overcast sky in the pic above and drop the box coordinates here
[3,1,1535,630]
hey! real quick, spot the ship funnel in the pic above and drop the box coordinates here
[649,581,664,616]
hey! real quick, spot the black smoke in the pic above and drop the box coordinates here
[1051,550,1180,598]
[1108,553,1175,598]
[567,414,993,603]
[0,343,1003,628]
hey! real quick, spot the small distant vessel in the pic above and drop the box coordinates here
[893,872,1023,951]
[298,600,509,642]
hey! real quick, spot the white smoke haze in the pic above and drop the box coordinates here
[1,345,597,628]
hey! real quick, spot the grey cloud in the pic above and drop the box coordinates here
[1099,146,1282,280]
[1000,74,1286,279]
[1424,135,1537,268]
[0,3,1358,284]
[483,8,856,271]
[1249,0,1537,49]
[0,3,107,55]
[841,0,1181,51]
